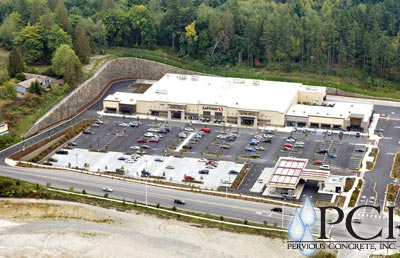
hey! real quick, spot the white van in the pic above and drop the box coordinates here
[320,165,330,170]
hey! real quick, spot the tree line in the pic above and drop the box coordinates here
[1,0,400,88]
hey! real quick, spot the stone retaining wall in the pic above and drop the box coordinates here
[26,58,203,137]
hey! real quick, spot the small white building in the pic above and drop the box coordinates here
[322,175,346,193]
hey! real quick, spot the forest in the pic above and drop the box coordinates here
[1,0,400,88]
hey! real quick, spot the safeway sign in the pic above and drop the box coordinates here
[202,106,224,112]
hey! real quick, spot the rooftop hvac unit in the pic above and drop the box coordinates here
[191,75,199,81]
[178,74,187,80]
[233,79,245,84]
[253,80,260,86]
[155,89,168,94]
[305,86,318,91]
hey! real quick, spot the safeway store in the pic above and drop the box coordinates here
[103,73,373,131]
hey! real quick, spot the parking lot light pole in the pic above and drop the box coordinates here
[282,199,286,228]
[75,154,78,169]
[145,160,148,206]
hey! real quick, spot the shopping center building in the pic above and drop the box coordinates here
[103,73,374,132]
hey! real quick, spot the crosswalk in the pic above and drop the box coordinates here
[356,212,386,220]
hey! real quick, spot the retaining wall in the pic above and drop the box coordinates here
[26,58,203,136]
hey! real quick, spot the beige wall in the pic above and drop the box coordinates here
[103,101,120,112]
[298,90,325,105]
[308,116,343,127]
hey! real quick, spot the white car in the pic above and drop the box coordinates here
[286,138,296,142]
[125,158,135,163]
[184,127,194,132]
[147,128,159,132]
[130,146,141,150]
[144,132,155,137]
[118,123,128,127]
[198,158,207,162]
[217,134,227,139]
[319,165,330,170]
[178,132,187,138]
[102,187,113,192]
[295,141,305,145]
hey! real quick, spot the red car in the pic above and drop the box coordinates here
[137,138,147,143]
[148,138,160,143]
[313,160,323,165]
[185,175,195,180]
[283,143,293,148]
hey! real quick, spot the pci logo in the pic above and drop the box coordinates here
[288,197,317,256]
[287,196,397,256]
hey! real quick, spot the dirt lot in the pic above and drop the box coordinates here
[0,199,302,258]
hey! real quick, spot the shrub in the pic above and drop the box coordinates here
[82,189,86,194]
[15,73,26,81]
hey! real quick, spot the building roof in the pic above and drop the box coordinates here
[138,73,312,114]
[16,78,41,89]
[267,157,330,189]
[286,102,374,121]
[104,92,140,105]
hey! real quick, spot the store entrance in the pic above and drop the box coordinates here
[241,117,255,126]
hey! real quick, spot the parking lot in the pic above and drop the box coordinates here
[49,116,372,195]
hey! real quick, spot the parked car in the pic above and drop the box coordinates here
[320,164,330,170]
[200,128,211,133]
[283,143,293,148]
[182,144,192,149]
[178,132,187,138]
[271,207,282,213]
[258,178,264,183]
[355,132,361,138]
[250,154,260,158]
[355,148,365,152]
[263,138,272,143]
[56,150,68,155]
[327,130,333,136]
[148,138,160,143]
[102,187,113,192]
[198,169,209,174]
[154,158,164,162]
[147,128,160,132]
[118,156,126,161]
[249,140,258,146]
[245,147,256,152]
[198,158,207,162]
[129,121,140,127]
[95,120,104,124]
[184,175,195,180]
[328,153,337,158]
[166,165,175,169]
[67,141,78,146]
[137,138,147,143]
[217,134,227,139]
[229,169,239,174]
[130,146,141,150]
[174,199,186,205]
[313,160,323,165]
[255,146,266,151]
[118,123,128,127]
[142,170,151,176]
[91,123,100,127]
[82,130,93,134]
[318,149,329,154]
[144,132,155,138]
[48,157,58,162]
[159,128,170,133]
[295,141,304,145]
[184,127,194,132]
[140,144,151,149]
[375,128,384,133]
[220,144,231,149]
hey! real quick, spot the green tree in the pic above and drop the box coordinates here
[0,11,23,50]
[28,80,43,96]
[129,5,157,47]
[29,0,47,24]
[0,82,17,99]
[55,0,72,35]
[7,47,24,78]
[52,44,82,85]
[13,25,44,64]
[74,23,91,64]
